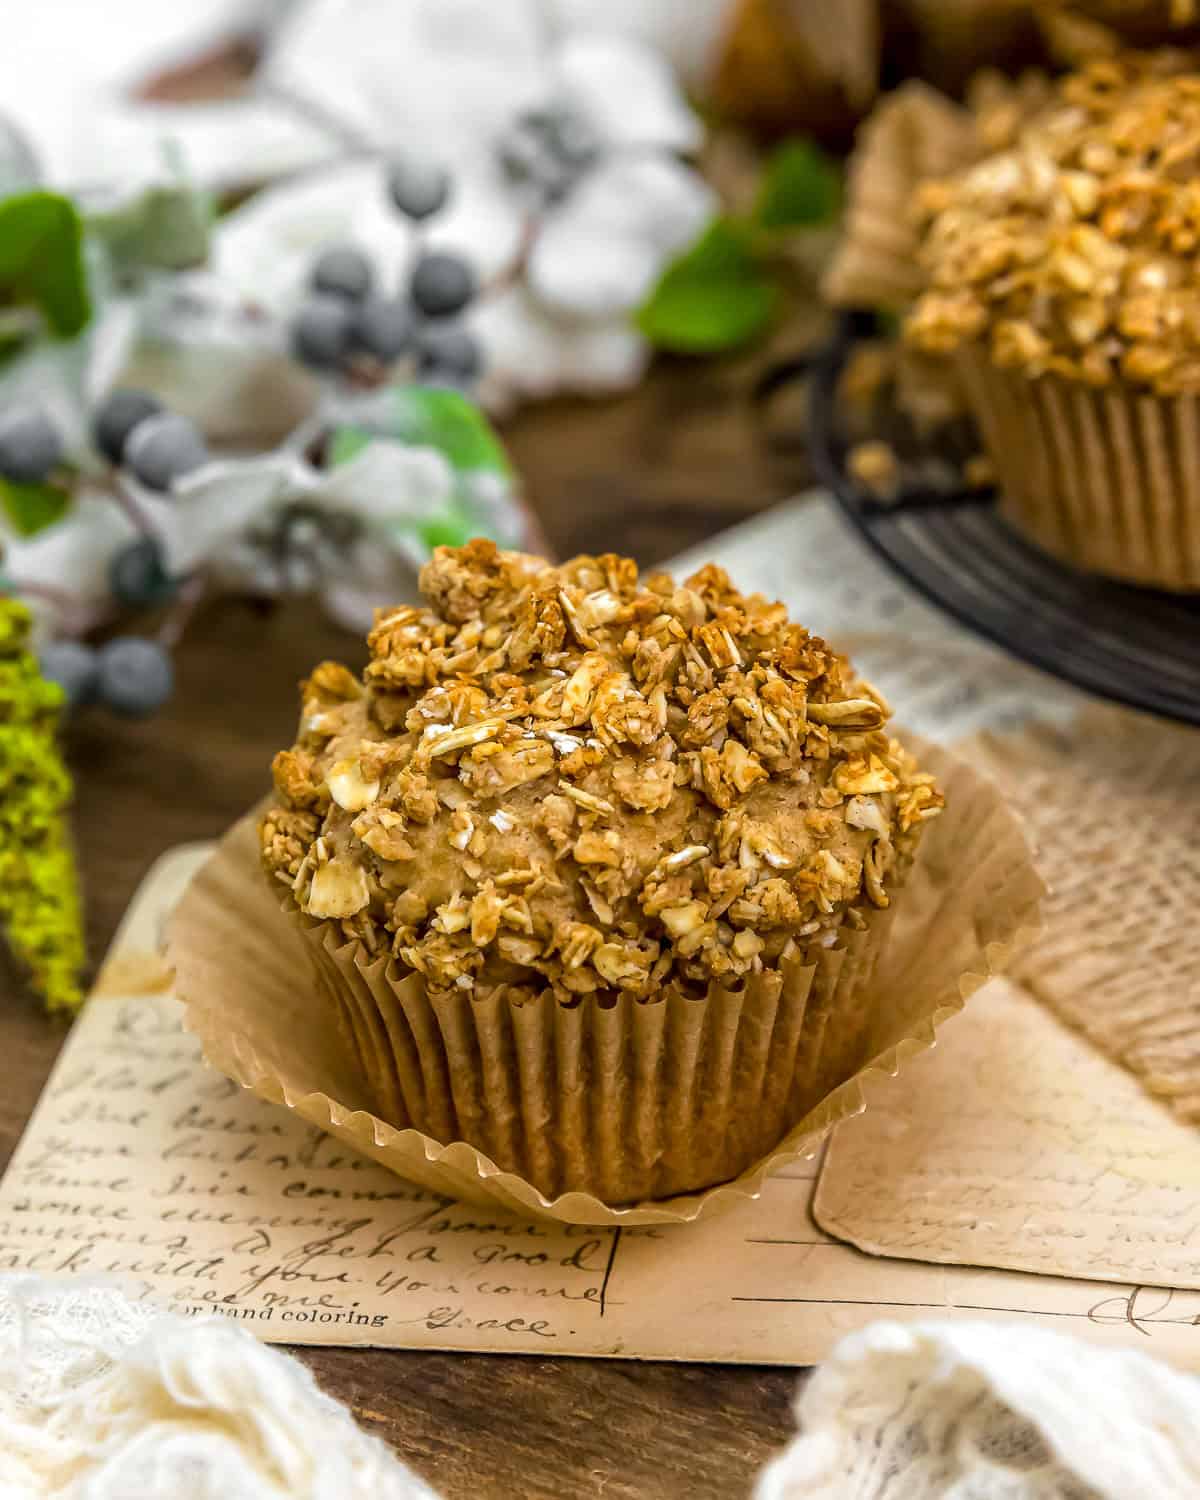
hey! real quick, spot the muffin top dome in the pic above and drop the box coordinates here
[907,52,1200,393]
[260,541,942,1004]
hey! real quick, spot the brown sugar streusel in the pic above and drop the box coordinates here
[260,542,943,1006]
[906,52,1200,394]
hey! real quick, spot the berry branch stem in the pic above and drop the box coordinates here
[157,570,207,651]
[258,80,376,156]
[108,472,161,541]
[482,213,541,296]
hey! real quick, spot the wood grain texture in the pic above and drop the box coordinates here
[0,363,813,1498]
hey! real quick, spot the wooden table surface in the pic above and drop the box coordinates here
[0,350,821,1499]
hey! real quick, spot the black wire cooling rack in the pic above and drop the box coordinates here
[798,312,1200,727]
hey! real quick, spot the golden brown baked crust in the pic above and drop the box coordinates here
[260,542,943,1005]
[906,52,1200,393]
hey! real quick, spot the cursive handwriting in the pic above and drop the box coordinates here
[0,996,632,1347]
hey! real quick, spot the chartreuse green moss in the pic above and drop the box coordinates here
[0,600,84,1012]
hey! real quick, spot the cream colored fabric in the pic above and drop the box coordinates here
[0,1277,435,1499]
[757,1321,1200,1500]
[10,1273,1200,1497]
[973,710,1200,1121]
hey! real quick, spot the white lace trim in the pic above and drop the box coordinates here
[756,1320,1200,1500]
[0,1276,436,1499]
[7,1278,1200,1498]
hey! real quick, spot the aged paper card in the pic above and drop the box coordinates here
[4,848,1200,1367]
[816,979,1200,1288]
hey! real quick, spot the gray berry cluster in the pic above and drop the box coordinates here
[0,385,211,496]
[5,150,493,728]
[0,404,63,485]
[93,386,210,493]
[6,384,214,719]
[289,149,482,386]
[39,634,174,717]
[497,105,600,204]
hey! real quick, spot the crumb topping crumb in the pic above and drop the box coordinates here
[260,542,943,1005]
[907,52,1200,392]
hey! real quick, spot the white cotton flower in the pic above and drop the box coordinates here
[156,438,455,580]
[263,0,548,166]
[256,0,716,407]
[545,0,733,88]
[133,163,413,444]
[525,154,715,319]
[551,31,703,153]
[61,94,338,197]
[213,161,414,319]
[320,540,423,635]
[0,0,289,185]
[0,492,138,638]
[47,0,715,420]
[154,454,300,576]
[305,440,457,528]
[471,287,647,411]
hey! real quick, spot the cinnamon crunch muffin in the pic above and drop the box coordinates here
[906,52,1200,587]
[259,541,944,1200]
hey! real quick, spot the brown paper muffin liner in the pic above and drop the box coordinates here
[823,82,977,312]
[958,346,1200,591]
[168,738,1042,1226]
[292,897,896,1207]
[966,706,1200,1123]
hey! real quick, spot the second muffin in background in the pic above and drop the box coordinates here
[260,541,944,1204]
[907,51,1200,591]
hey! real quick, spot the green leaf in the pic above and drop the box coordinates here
[394,387,512,475]
[329,386,513,476]
[0,480,69,536]
[418,503,478,552]
[754,139,842,230]
[327,426,371,467]
[636,218,777,354]
[87,182,212,274]
[0,192,90,336]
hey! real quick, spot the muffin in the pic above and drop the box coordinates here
[823,80,979,312]
[907,52,1200,589]
[259,541,944,1203]
[824,69,1057,313]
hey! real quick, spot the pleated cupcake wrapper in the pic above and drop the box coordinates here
[824,81,978,313]
[959,346,1200,591]
[168,737,1044,1226]
[294,902,897,1207]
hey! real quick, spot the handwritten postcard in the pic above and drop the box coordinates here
[2,847,1200,1367]
[816,979,1200,1289]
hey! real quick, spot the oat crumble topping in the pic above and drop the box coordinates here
[848,440,903,502]
[260,542,943,1006]
[907,52,1200,393]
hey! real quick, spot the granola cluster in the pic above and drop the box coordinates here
[260,542,942,1006]
[906,52,1200,392]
